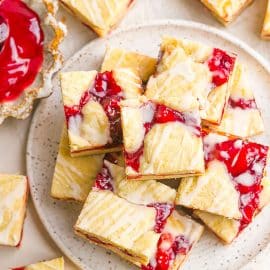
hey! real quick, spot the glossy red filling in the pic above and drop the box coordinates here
[207,48,236,87]
[228,97,257,110]
[203,133,268,232]
[142,233,191,270]
[64,71,123,145]
[11,268,25,270]
[0,0,44,103]
[94,163,114,192]
[148,203,174,233]
[125,102,201,173]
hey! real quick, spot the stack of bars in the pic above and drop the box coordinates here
[51,36,270,269]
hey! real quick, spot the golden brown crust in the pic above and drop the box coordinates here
[200,0,253,26]
[261,0,270,39]
[70,146,122,157]
[59,0,135,37]
[101,47,157,82]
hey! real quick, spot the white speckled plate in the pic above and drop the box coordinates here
[26,20,270,270]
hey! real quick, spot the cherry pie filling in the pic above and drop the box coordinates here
[203,133,268,233]
[228,97,257,110]
[207,48,236,88]
[125,102,201,173]
[64,71,124,147]
[142,232,191,270]
[147,203,174,233]
[94,162,114,192]
[0,0,44,103]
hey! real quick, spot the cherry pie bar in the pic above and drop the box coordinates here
[0,0,65,124]
[206,63,264,138]
[74,159,204,270]
[59,0,135,37]
[194,175,270,244]
[176,132,269,242]
[120,97,205,180]
[0,174,28,247]
[12,257,64,270]
[145,37,236,124]
[262,0,270,39]
[51,126,104,202]
[200,0,253,25]
[60,68,142,156]
[194,166,270,244]
[101,47,157,82]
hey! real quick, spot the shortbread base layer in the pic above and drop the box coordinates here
[261,32,270,40]
[193,207,264,244]
[126,170,205,181]
[203,124,264,139]
[74,228,203,270]
[74,229,145,266]
[71,146,122,157]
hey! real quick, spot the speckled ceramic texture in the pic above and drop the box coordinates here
[26,20,270,270]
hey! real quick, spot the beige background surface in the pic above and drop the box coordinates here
[0,0,270,269]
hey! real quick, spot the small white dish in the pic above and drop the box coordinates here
[26,20,270,270]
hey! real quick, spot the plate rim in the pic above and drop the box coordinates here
[26,19,270,270]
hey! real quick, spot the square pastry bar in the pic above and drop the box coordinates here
[176,132,269,243]
[120,96,205,180]
[11,257,64,270]
[193,173,270,244]
[194,156,270,244]
[200,0,253,25]
[61,68,142,157]
[59,0,135,37]
[101,47,157,82]
[145,37,236,124]
[0,174,28,247]
[262,0,270,39]
[51,126,104,202]
[74,158,204,270]
[206,63,264,138]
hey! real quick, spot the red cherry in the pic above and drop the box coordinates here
[208,48,235,87]
[64,105,80,119]
[94,164,114,191]
[155,105,178,123]
[141,265,154,270]
[156,233,175,270]
[172,235,190,255]
[93,71,122,97]
[228,98,257,110]
[125,146,144,172]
